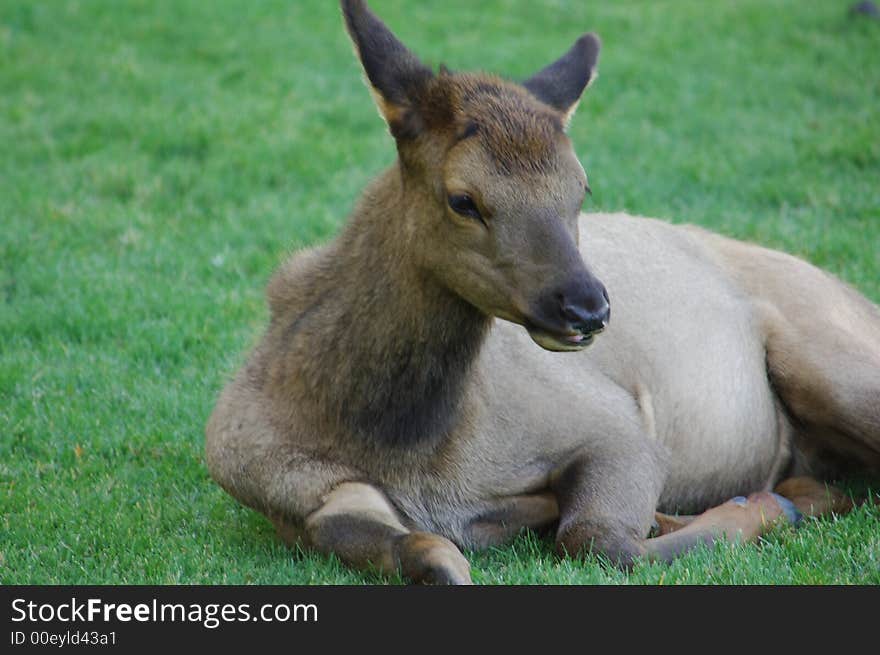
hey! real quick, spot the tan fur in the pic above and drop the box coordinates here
[205,0,880,582]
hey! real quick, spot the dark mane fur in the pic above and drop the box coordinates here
[271,169,491,450]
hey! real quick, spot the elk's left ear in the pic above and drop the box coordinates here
[341,0,434,137]
[524,33,601,126]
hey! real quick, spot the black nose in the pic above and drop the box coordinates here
[561,299,610,335]
[559,282,610,335]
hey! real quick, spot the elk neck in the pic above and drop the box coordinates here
[282,165,492,450]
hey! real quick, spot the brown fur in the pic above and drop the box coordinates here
[205,1,880,583]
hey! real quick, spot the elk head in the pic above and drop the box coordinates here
[342,0,609,351]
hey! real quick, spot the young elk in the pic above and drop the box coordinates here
[206,0,880,583]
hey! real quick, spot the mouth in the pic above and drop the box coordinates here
[524,323,600,352]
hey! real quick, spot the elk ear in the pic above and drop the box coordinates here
[341,0,434,136]
[524,33,601,126]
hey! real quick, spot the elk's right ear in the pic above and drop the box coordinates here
[341,0,434,137]
[524,33,601,127]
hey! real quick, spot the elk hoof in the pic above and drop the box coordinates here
[712,491,802,540]
[395,532,473,585]
[769,492,803,526]
[729,492,802,526]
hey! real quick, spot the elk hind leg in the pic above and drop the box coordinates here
[708,234,880,474]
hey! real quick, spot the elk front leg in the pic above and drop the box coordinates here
[644,477,859,560]
[551,444,812,567]
[297,482,472,585]
[551,442,667,567]
[564,478,849,566]
[207,379,471,584]
[640,492,800,561]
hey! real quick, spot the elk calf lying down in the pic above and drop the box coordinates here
[206,0,880,583]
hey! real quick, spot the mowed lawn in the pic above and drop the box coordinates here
[2,0,879,585]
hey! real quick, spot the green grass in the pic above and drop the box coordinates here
[2,0,878,585]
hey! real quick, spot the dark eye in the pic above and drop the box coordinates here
[447,193,483,222]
